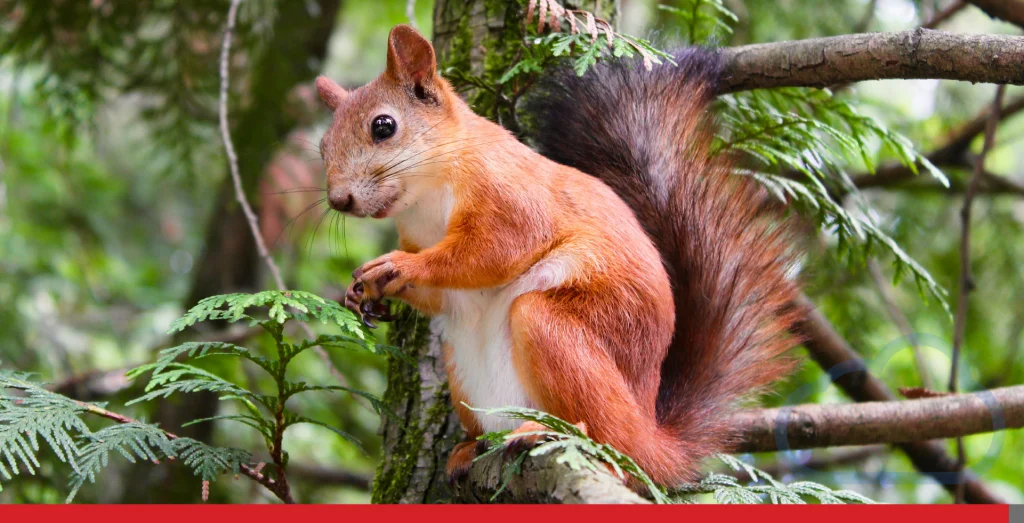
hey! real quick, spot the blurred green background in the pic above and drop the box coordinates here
[1,0,1022,504]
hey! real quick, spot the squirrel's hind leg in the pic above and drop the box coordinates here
[507,291,683,486]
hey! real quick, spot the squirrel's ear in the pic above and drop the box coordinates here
[385,24,438,102]
[316,76,348,111]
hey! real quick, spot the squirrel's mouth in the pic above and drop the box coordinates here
[369,195,398,219]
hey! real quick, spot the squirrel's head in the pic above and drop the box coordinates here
[316,24,457,219]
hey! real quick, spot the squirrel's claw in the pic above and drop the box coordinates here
[358,300,379,329]
[360,315,378,330]
[357,298,394,329]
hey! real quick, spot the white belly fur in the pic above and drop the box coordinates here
[436,255,571,433]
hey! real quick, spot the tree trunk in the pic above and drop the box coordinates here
[370,0,615,504]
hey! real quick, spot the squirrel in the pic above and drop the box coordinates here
[315,24,801,487]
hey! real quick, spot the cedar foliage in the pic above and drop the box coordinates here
[1,290,383,502]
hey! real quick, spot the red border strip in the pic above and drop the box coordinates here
[0,504,1010,523]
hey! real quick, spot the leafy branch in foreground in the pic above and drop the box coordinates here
[470,405,671,503]
[676,455,875,504]
[127,290,386,501]
[1,290,386,503]
[715,88,952,316]
[0,367,252,502]
[472,406,874,504]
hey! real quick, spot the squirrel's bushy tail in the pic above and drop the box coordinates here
[526,49,802,483]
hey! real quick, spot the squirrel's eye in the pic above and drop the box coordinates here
[371,115,397,141]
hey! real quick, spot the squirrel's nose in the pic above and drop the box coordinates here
[328,188,355,212]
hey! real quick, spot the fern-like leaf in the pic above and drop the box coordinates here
[674,454,876,504]
[470,405,671,503]
[171,437,251,482]
[67,422,174,502]
[717,88,951,315]
[0,369,90,489]
[127,363,256,406]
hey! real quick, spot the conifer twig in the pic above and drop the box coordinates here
[77,398,294,503]
[949,84,1006,503]
[730,384,1024,452]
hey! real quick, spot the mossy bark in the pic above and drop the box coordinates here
[371,307,462,503]
[371,0,615,504]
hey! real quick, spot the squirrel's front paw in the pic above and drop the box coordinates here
[353,253,412,299]
[352,252,413,328]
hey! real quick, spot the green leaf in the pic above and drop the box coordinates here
[470,405,671,504]
[126,363,255,405]
[168,290,365,333]
[171,437,251,481]
[127,341,278,381]
[716,88,951,315]
[67,422,174,502]
[1,369,91,489]
[673,455,876,504]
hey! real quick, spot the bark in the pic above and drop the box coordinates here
[452,449,649,504]
[794,294,1006,504]
[732,385,1024,452]
[719,29,1024,93]
[966,0,1024,28]
[371,312,463,503]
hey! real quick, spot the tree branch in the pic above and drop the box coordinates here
[965,0,1024,28]
[289,464,373,490]
[78,399,293,503]
[452,450,649,504]
[730,385,1024,452]
[718,29,1024,94]
[215,0,363,409]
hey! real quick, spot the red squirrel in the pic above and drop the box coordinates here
[315,24,801,487]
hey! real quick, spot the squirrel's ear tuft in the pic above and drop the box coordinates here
[316,76,348,111]
[385,24,438,101]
